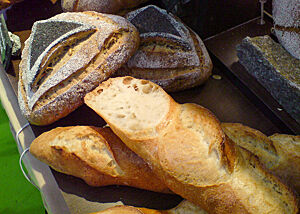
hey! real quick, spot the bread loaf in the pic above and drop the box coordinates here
[18,12,139,125]
[115,5,212,92]
[222,122,300,193]
[84,76,298,214]
[30,126,170,193]
[61,0,149,14]
[90,200,207,214]
[273,0,300,59]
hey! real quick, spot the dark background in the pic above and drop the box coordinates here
[6,0,272,39]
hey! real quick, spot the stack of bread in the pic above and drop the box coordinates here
[17,2,299,214]
[18,5,212,126]
[30,76,299,213]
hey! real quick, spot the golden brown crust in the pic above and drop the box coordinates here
[30,126,170,193]
[222,123,300,194]
[84,76,298,214]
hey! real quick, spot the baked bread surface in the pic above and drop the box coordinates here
[273,0,300,59]
[18,11,139,125]
[115,5,212,92]
[222,122,300,193]
[84,76,298,214]
[61,0,149,14]
[89,200,207,213]
[30,126,170,193]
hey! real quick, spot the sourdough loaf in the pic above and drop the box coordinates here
[61,0,149,14]
[84,76,298,214]
[222,122,300,193]
[18,12,139,125]
[273,0,300,59]
[30,126,170,193]
[115,5,212,92]
[90,200,207,214]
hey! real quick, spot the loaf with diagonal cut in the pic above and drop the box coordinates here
[115,5,212,92]
[222,122,300,194]
[18,11,139,125]
[84,76,298,214]
[30,126,170,193]
[61,0,149,14]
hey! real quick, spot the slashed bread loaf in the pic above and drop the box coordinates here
[115,5,212,92]
[84,76,298,214]
[273,0,300,59]
[222,122,300,193]
[18,12,139,125]
[30,126,170,193]
[61,0,149,14]
[90,200,207,214]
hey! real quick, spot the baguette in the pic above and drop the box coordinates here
[18,12,139,125]
[30,126,170,193]
[84,76,298,213]
[115,5,212,92]
[222,122,300,193]
[90,200,207,214]
[61,0,149,14]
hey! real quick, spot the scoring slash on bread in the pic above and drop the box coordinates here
[29,126,170,193]
[115,5,212,92]
[61,0,149,14]
[84,76,298,214]
[272,0,300,59]
[18,12,139,125]
[222,123,300,194]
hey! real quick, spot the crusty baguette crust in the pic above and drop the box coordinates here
[223,122,300,193]
[61,0,149,14]
[84,76,298,214]
[18,12,139,125]
[90,200,207,214]
[90,200,208,214]
[30,126,170,193]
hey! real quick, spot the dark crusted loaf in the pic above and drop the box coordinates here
[18,11,139,125]
[115,5,212,92]
[273,0,299,59]
[236,35,300,123]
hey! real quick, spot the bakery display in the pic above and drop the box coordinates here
[273,0,300,59]
[30,126,170,193]
[222,123,300,194]
[236,35,300,123]
[84,76,298,214]
[61,0,149,14]
[18,11,139,125]
[3,0,299,213]
[115,5,212,92]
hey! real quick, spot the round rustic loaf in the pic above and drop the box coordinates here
[61,0,149,14]
[273,0,300,59]
[18,11,139,125]
[115,5,212,92]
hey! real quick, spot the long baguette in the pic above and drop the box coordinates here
[90,200,207,214]
[222,122,300,193]
[84,76,298,214]
[30,126,170,193]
